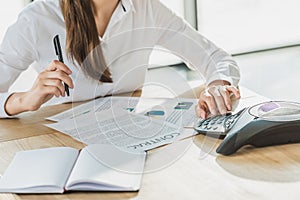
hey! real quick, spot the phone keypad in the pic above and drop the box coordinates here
[195,108,246,137]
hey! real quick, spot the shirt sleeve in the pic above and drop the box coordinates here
[150,0,240,87]
[0,15,38,118]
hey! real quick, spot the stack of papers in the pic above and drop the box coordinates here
[46,97,198,152]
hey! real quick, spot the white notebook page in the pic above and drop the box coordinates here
[66,144,146,191]
[0,147,79,193]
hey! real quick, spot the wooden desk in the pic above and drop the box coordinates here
[1,67,300,200]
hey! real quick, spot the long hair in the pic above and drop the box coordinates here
[61,0,113,83]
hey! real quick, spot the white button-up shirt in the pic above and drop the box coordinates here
[0,0,240,118]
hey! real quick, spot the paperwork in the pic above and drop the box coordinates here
[46,97,198,152]
[47,97,198,128]
[47,97,139,122]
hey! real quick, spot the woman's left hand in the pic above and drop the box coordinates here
[196,80,241,119]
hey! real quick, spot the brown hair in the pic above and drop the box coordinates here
[61,0,112,83]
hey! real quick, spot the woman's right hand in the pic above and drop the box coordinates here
[5,61,74,116]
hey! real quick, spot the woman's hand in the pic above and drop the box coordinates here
[196,80,241,119]
[5,61,74,116]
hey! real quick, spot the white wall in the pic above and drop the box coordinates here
[0,1,37,92]
[192,0,300,101]
[0,1,25,41]
[235,46,300,102]
[197,0,300,54]
[196,0,300,102]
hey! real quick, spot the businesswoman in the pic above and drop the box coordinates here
[0,0,240,119]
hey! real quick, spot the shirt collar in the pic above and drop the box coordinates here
[101,0,135,39]
[120,0,136,13]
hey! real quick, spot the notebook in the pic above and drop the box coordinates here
[0,144,146,193]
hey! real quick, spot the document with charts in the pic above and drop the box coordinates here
[46,109,193,152]
[46,96,198,128]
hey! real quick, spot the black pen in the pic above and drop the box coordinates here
[53,34,70,96]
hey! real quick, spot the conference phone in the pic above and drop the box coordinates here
[194,101,300,155]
